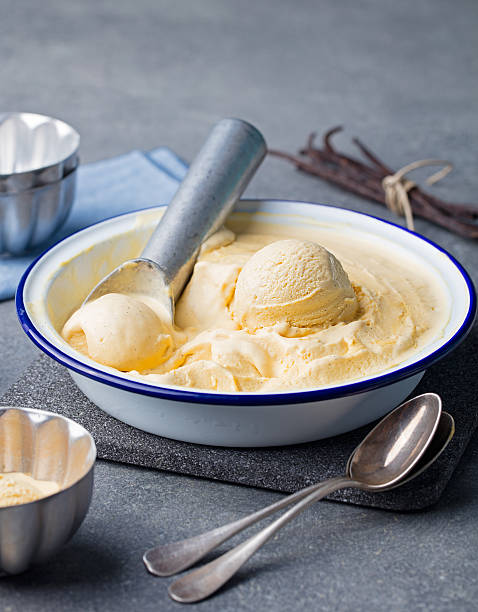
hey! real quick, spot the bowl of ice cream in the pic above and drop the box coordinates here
[0,406,96,574]
[16,200,476,446]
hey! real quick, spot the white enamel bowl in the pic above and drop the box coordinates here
[17,201,476,447]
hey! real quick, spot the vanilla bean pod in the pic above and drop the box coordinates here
[269,128,478,240]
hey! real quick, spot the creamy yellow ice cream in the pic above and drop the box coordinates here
[0,472,60,507]
[62,292,172,370]
[61,221,449,393]
[231,239,358,330]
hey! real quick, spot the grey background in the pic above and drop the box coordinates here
[1,0,478,610]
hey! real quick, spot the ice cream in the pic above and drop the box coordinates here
[62,292,172,370]
[0,472,60,507]
[231,239,358,330]
[61,221,449,393]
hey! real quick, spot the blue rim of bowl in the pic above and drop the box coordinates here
[16,201,477,406]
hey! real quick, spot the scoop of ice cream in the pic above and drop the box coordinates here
[62,293,172,371]
[0,473,59,507]
[231,239,358,329]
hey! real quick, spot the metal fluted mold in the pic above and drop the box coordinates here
[0,407,96,575]
[0,112,80,193]
[0,167,77,255]
[0,112,79,255]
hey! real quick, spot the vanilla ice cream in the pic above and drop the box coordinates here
[231,239,358,330]
[0,472,59,507]
[62,292,172,370]
[62,220,449,392]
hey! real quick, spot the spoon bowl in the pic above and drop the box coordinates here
[369,410,454,491]
[348,392,442,488]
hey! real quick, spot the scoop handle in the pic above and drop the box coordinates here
[141,118,267,300]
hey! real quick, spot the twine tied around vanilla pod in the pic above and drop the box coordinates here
[382,159,453,231]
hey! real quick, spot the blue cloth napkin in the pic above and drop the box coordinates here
[0,148,188,301]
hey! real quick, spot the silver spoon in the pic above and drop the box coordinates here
[162,393,448,603]
[83,118,266,319]
[144,393,445,579]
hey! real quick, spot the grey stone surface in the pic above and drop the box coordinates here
[0,0,477,610]
[3,326,478,511]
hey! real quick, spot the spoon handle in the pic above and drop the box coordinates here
[144,478,341,577]
[141,118,266,300]
[168,476,355,603]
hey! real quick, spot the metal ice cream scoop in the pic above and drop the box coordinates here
[83,118,267,319]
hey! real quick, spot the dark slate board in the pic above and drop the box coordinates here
[2,326,477,511]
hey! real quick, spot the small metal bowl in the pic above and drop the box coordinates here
[0,112,80,193]
[0,406,96,575]
[0,166,77,255]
